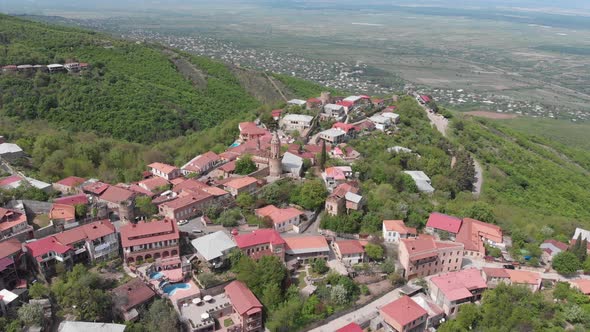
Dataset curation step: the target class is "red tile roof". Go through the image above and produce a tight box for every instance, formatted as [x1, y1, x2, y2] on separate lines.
[506, 270, 541, 286]
[570, 279, 590, 295]
[0, 208, 28, 232]
[55, 176, 86, 188]
[183, 151, 220, 173]
[148, 162, 179, 174]
[224, 281, 263, 316]
[234, 229, 285, 249]
[400, 236, 462, 262]
[239, 122, 268, 137]
[49, 204, 75, 221]
[335, 240, 365, 255]
[53, 194, 88, 206]
[332, 122, 360, 134]
[113, 278, 156, 312]
[543, 239, 569, 252]
[421, 95, 431, 103]
[456, 218, 502, 253]
[53, 219, 116, 246]
[336, 323, 363, 332]
[173, 178, 208, 193]
[337, 100, 354, 107]
[138, 177, 170, 192]
[482, 267, 510, 279]
[430, 269, 487, 301]
[0, 175, 22, 187]
[99, 185, 135, 204]
[383, 220, 417, 235]
[426, 212, 462, 234]
[25, 236, 73, 261]
[224, 177, 258, 190]
[0, 238, 22, 259]
[218, 160, 236, 173]
[255, 205, 303, 225]
[159, 190, 213, 210]
[82, 181, 110, 195]
[380, 296, 427, 328]
[119, 219, 179, 248]
[284, 236, 329, 253]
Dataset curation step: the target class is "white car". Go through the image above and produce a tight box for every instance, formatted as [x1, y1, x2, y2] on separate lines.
[177, 219, 189, 226]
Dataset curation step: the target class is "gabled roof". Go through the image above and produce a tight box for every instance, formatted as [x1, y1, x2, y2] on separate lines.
[570, 279, 590, 295]
[0, 175, 22, 187]
[138, 176, 170, 192]
[112, 278, 156, 312]
[173, 178, 208, 193]
[380, 295, 427, 328]
[182, 151, 220, 173]
[335, 240, 365, 255]
[225, 281, 263, 316]
[159, 190, 213, 210]
[383, 220, 417, 235]
[191, 231, 237, 261]
[573, 227, 590, 241]
[239, 122, 268, 136]
[99, 185, 135, 204]
[148, 162, 178, 174]
[482, 267, 510, 279]
[430, 269, 487, 301]
[400, 236, 463, 261]
[0, 208, 28, 232]
[541, 239, 569, 252]
[332, 122, 360, 133]
[53, 220, 116, 246]
[456, 218, 502, 253]
[255, 205, 303, 225]
[55, 176, 86, 188]
[426, 212, 462, 234]
[53, 194, 89, 206]
[284, 236, 329, 255]
[0, 238, 22, 259]
[49, 204, 75, 221]
[336, 323, 363, 332]
[25, 236, 73, 260]
[119, 219, 179, 248]
[506, 270, 541, 286]
[224, 177, 258, 190]
[82, 181, 110, 195]
[234, 229, 285, 248]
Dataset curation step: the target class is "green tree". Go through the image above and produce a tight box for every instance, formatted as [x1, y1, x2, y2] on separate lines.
[312, 258, 329, 274]
[141, 299, 180, 332]
[135, 196, 157, 217]
[330, 284, 348, 305]
[553, 251, 582, 275]
[236, 193, 255, 210]
[365, 243, 384, 261]
[461, 201, 496, 224]
[291, 179, 327, 210]
[320, 140, 327, 171]
[18, 303, 45, 327]
[235, 155, 257, 175]
[28, 283, 50, 299]
[261, 283, 283, 310]
[74, 204, 87, 219]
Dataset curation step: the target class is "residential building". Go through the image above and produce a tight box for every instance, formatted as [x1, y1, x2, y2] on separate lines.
[239, 122, 269, 141]
[325, 182, 360, 216]
[49, 203, 76, 226]
[190, 231, 237, 269]
[322, 166, 353, 191]
[283, 235, 330, 263]
[569, 279, 590, 295]
[255, 205, 303, 233]
[0, 289, 21, 317]
[53, 176, 86, 194]
[224, 281, 264, 332]
[336, 100, 354, 113]
[57, 321, 126, 332]
[158, 190, 214, 221]
[306, 98, 322, 110]
[399, 236, 464, 279]
[403, 171, 434, 194]
[0, 208, 33, 243]
[369, 114, 392, 131]
[383, 220, 417, 243]
[429, 269, 487, 316]
[456, 218, 503, 257]
[182, 151, 220, 176]
[336, 323, 363, 332]
[540, 239, 569, 263]
[138, 176, 170, 194]
[381, 112, 400, 124]
[345, 192, 364, 212]
[98, 185, 136, 209]
[0, 174, 51, 192]
[481, 267, 511, 288]
[410, 293, 445, 329]
[330, 144, 361, 162]
[280, 114, 314, 133]
[53, 193, 89, 206]
[424, 212, 462, 240]
[0, 239, 23, 290]
[0, 143, 25, 162]
[223, 177, 258, 197]
[287, 99, 307, 108]
[52, 219, 119, 264]
[332, 123, 359, 138]
[322, 104, 346, 121]
[148, 162, 181, 180]
[281, 152, 304, 178]
[25, 236, 74, 278]
[112, 278, 156, 321]
[318, 128, 347, 144]
[82, 180, 110, 197]
[120, 219, 180, 264]
[333, 240, 366, 266]
[234, 229, 285, 262]
[379, 295, 428, 332]
[505, 270, 542, 292]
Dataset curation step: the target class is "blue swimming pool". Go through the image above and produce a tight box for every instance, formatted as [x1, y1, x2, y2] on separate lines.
[149, 272, 164, 280]
[162, 283, 190, 296]
[229, 141, 241, 148]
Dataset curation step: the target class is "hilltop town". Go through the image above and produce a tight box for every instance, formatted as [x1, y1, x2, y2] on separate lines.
[1, 83, 590, 332]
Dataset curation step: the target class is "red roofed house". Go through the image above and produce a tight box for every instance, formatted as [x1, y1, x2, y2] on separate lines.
[336, 323, 363, 332]
[325, 182, 360, 216]
[332, 122, 360, 137]
[234, 229, 285, 262]
[82, 181, 110, 196]
[333, 240, 366, 266]
[24, 236, 74, 278]
[380, 295, 428, 332]
[113, 278, 156, 321]
[148, 162, 181, 181]
[383, 220, 417, 243]
[425, 212, 463, 240]
[429, 268, 487, 316]
[306, 98, 322, 110]
[223, 177, 259, 197]
[53, 193, 89, 206]
[138, 176, 170, 194]
[209, 160, 237, 179]
[239, 122, 269, 141]
[49, 203, 76, 226]
[52, 219, 119, 264]
[283, 235, 330, 264]
[0, 208, 33, 243]
[158, 190, 214, 221]
[271, 109, 283, 121]
[481, 267, 511, 288]
[418, 95, 431, 105]
[255, 205, 303, 233]
[569, 279, 590, 295]
[224, 281, 263, 332]
[540, 239, 569, 263]
[53, 176, 86, 194]
[399, 236, 464, 279]
[456, 218, 503, 258]
[119, 219, 179, 264]
[98, 185, 136, 209]
[0, 239, 24, 290]
[181, 151, 220, 176]
[505, 269, 542, 292]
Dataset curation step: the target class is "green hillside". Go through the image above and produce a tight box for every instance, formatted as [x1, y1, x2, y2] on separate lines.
[0, 14, 262, 143]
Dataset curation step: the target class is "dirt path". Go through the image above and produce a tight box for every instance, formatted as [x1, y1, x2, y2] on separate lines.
[162, 49, 207, 89]
[473, 158, 484, 197]
[263, 72, 288, 103]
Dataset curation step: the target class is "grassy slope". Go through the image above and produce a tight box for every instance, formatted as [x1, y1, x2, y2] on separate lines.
[496, 117, 590, 151]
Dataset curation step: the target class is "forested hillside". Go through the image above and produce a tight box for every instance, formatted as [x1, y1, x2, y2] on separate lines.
[0, 14, 262, 143]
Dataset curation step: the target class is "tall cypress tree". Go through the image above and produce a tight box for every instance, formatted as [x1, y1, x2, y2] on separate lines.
[320, 140, 327, 171]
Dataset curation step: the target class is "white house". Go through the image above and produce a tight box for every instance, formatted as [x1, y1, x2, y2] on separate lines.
[318, 128, 346, 144]
[381, 112, 400, 124]
[287, 99, 307, 108]
[333, 240, 366, 266]
[281, 152, 304, 178]
[383, 220, 417, 243]
[369, 114, 392, 131]
[322, 104, 346, 121]
[191, 231, 237, 269]
[404, 171, 435, 193]
[0, 143, 25, 162]
[281, 114, 314, 133]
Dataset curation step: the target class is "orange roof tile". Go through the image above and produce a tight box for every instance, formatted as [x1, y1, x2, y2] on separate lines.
[224, 177, 258, 190]
[383, 220, 417, 235]
[148, 162, 179, 174]
[49, 204, 75, 221]
[380, 296, 427, 328]
[570, 279, 590, 295]
[255, 205, 303, 225]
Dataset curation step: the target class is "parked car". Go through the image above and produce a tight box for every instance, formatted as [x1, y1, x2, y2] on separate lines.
[177, 219, 189, 226]
[503, 264, 515, 270]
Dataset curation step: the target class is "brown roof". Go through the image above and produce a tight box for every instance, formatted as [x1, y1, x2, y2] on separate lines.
[225, 281, 263, 316]
[173, 178, 208, 193]
[113, 278, 156, 312]
[456, 218, 502, 254]
[255, 205, 303, 225]
[224, 177, 258, 190]
[380, 296, 428, 328]
[53, 220, 116, 246]
[482, 267, 510, 279]
[570, 279, 590, 295]
[55, 176, 86, 188]
[119, 219, 179, 248]
[335, 240, 365, 255]
[49, 204, 75, 221]
[0, 238, 22, 259]
[383, 220, 417, 235]
[99, 185, 135, 204]
[138, 177, 170, 192]
[148, 162, 179, 174]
